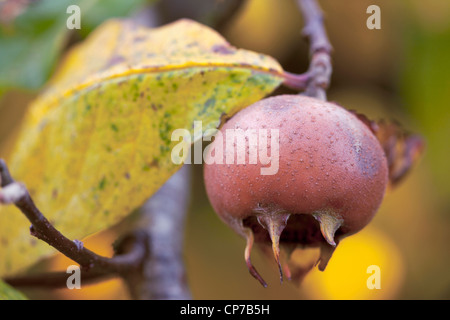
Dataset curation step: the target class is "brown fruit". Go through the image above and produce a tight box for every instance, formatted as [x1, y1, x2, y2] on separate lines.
[203, 94, 389, 286]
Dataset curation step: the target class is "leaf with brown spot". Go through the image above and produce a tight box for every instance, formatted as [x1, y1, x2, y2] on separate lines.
[0, 18, 293, 276]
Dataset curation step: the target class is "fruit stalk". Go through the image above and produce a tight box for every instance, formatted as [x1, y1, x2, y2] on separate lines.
[296, 0, 333, 100]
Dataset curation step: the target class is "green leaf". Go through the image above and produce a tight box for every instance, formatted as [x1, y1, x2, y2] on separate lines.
[0, 280, 27, 300]
[0, 0, 148, 91]
[0, 0, 69, 90]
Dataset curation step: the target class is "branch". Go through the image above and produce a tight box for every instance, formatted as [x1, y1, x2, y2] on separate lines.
[4, 269, 113, 289]
[295, 0, 333, 100]
[1, 160, 192, 298]
[0, 159, 149, 286]
[120, 165, 192, 300]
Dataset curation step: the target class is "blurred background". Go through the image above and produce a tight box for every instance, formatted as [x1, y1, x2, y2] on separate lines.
[0, 0, 449, 299]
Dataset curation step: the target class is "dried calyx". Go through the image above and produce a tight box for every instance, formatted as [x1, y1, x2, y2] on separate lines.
[241, 206, 343, 287]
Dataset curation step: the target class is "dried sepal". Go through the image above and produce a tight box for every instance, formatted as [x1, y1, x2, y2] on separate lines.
[375, 120, 425, 186]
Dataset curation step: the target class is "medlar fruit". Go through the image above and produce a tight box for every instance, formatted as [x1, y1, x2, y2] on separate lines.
[203, 94, 389, 287]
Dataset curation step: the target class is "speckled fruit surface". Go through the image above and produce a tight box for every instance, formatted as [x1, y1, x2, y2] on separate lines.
[203, 95, 389, 286]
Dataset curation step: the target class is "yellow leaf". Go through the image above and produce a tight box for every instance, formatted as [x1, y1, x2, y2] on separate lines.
[0, 19, 286, 276]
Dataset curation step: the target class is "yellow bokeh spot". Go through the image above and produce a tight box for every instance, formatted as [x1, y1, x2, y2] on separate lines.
[302, 227, 404, 300]
[50, 230, 129, 300]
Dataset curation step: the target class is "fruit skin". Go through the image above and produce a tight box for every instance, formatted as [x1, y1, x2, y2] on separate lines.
[203, 94, 389, 286]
